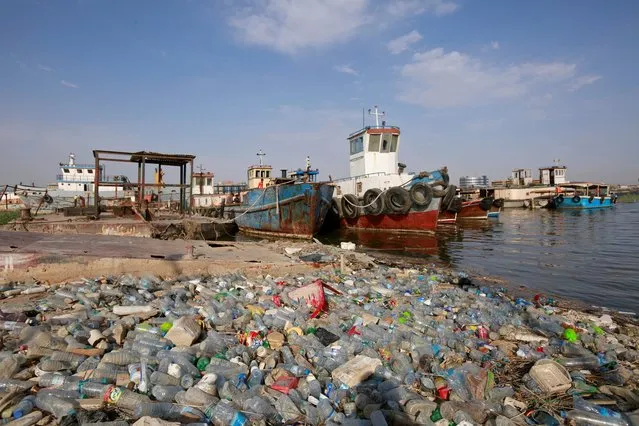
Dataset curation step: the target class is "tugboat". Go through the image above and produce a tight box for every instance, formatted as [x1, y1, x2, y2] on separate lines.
[233, 152, 334, 239]
[329, 106, 455, 232]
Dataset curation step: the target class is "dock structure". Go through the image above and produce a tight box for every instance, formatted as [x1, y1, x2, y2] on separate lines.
[92, 150, 196, 215]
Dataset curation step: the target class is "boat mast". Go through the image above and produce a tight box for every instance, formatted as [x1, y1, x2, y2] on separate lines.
[257, 149, 266, 166]
[368, 105, 385, 127]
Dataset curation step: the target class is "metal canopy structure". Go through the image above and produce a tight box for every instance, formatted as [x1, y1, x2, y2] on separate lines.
[92, 150, 195, 214]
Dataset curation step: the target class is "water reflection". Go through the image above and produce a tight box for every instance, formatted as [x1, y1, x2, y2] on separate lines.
[320, 204, 639, 312]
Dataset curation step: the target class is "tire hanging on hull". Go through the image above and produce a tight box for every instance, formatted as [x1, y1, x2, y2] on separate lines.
[363, 188, 385, 216]
[341, 194, 360, 219]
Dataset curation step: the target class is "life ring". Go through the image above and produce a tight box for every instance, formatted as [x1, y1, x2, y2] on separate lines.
[479, 197, 494, 211]
[341, 194, 360, 219]
[384, 187, 411, 214]
[43, 194, 53, 204]
[556, 195, 564, 204]
[409, 183, 433, 208]
[572, 195, 581, 203]
[493, 198, 504, 208]
[447, 197, 463, 213]
[363, 188, 385, 215]
[600, 196, 606, 204]
[589, 195, 595, 203]
[441, 184, 457, 211]
[429, 180, 449, 190]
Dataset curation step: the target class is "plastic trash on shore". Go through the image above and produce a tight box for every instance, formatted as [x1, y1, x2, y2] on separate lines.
[0, 259, 636, 425]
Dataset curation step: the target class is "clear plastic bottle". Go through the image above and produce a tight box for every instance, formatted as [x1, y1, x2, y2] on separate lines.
[565, 410, 630, 426]
[317, 398, 335, 422]
[204, 401, 248, 426]
[35, 393, 76, 418]
[134, 402, 207, 422]
[0, 379, 34, 393]
[101, 350, 139, 365]
[556, 356, 601, 370]
[175, 387, 218, 407]
[0, 321, 25, 331]
[573, 395, 625, 420]
[12, 395, 36, 419]
[247, 365, 263, 389]
[152, 385, 183, 402]
[150, 371, 180, 386]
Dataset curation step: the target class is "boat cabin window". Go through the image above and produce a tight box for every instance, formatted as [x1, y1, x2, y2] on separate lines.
[381, 135, 392, 153]
[87, 169, 93, 174]
[63, 168, 70, 173]
[77, 169, 83, 173]
[368, 134, 380, 152]
[349, 137, 364, 155]
[390, 134, 398, 152]
[266, 171, 270, 178]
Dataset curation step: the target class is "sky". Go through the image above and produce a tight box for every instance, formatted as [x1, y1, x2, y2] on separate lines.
[1, 0, 638, 186]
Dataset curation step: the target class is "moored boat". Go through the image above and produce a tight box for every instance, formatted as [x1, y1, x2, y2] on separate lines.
[548, 183, 617, 209]
[234, 159, 334, 239]
[330, 106, 452, 232]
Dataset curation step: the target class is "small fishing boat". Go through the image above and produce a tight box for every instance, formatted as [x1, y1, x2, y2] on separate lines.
[548, 183, 617, 209]
[439, 197, 495, 221]
[234, 159, 334, 239]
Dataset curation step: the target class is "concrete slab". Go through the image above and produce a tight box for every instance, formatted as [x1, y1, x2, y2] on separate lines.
[0, 231, 315, 282]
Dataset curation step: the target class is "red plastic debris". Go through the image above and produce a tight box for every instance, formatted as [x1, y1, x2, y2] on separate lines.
[347, 326, 361, 336]
[437, 387, 450, 400]
[270, 376, 299, 394]
[272, 295, 282, 307]
[287, 279, 342, 319]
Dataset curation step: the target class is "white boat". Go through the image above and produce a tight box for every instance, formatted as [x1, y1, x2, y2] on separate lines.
[8, 153, 132, 210]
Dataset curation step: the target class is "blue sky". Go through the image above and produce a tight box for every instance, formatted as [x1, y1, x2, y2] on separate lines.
[1, 0, 638, 186]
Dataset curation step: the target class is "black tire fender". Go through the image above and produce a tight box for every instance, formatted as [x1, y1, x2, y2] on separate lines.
[341, 194, 359, 219]
[572, 195, 581, 203]
[441, 184, 457, 211]
[479, 197, 494, 211]
[385, 187, 411, 214]
[556, 195, 564, 204]
[363, 189, 385, 215]
[409, 183, 433, 207]
[493, 198, 504, 208]
[447, 197, 463, 213]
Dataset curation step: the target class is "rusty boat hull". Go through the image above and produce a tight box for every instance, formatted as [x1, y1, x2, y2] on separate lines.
[235, 183, 334, 239]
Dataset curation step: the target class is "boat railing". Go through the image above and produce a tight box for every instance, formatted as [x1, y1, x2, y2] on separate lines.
[347, 125, 400, 138]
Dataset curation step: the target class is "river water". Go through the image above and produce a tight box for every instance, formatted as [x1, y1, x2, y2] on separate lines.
[322, 203, 639, 313]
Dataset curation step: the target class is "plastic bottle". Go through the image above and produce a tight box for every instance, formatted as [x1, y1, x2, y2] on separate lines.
[565, 410, 630, 426]
[556, 356, 601, 370]
[101, 351, 139, 365]
[247, 365, 263, 389]
[134, 402, 207, 422]
[35, 394, 76, 418]
[150, 371, 180, 386]
[0, 380, 34, 393]
[12, 396, 36, 419]
[317, 398, 335, 422]
[0, 321, 26, 331]
[175, 387, 218, 407]
[152, 385, 183, 402]
[573, 395, 625, 420]
[204, 401, 248, 426]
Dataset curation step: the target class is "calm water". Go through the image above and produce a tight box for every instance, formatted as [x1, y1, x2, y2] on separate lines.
[322, 203, 639, 312]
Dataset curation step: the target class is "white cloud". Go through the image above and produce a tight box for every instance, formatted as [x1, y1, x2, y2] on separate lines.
[334, 64, 359, 76]
[227, 0, 457, 55]
[569, 75, 602, 92]
[398, 48, 579, 108]
[385, 0, 459, 17]
[387, 30, 423, 54]
[60, 80, 79, 89]
[228, 0, 370, 55]
[490, 41, 500, 50]
[38, 64, 54, 72]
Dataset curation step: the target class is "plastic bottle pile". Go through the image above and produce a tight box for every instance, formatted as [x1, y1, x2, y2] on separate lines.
[0, 266, 638, 425]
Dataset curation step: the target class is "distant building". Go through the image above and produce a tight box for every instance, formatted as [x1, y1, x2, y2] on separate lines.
[459, 175, 489, 190]
[539, 166, 567, 186]
[512, 168, 533, 186]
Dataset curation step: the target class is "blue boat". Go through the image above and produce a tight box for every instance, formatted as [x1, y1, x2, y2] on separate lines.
[549, 183, 617, 209]
[234, 175, 334, 239]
